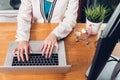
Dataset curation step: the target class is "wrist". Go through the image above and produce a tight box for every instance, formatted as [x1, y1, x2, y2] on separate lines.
[50, 33, 57, 40]
[17, 40, 28, 44]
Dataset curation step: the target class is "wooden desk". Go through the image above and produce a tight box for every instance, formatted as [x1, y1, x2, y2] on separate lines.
[0, 23, 97, 80]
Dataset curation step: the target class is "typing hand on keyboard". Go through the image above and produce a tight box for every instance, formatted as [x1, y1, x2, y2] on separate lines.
[40, 33, 59, 58]
[13, 41, 33, 62]
[13, 39, 59, 62]
[12, 53, 59, 66]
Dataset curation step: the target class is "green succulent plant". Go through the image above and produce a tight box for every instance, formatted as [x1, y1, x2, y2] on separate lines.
[85, 5, 109, 23]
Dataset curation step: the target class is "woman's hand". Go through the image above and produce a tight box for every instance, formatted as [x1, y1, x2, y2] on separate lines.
[13, 41, 32, 62]
[40, 33, 59, 58]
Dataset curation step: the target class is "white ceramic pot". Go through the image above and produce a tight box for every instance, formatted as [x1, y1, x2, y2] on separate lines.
[86, 19, 102, 35]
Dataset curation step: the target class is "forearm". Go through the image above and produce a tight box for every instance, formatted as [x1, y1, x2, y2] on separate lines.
[51, 0, 79, 40]
[16, 0, 32, 42]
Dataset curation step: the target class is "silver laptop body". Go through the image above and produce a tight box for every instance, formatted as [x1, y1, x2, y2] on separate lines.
[0, 40, 71, 74]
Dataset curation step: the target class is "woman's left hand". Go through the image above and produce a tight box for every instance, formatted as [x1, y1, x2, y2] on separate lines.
[40, 33, 59, 58]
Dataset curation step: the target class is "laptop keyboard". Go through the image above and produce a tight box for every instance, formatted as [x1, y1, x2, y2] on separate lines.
[12, 53, 59, 66]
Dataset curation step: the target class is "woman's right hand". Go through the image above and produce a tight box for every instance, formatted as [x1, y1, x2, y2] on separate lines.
[13, 41, 32, 62]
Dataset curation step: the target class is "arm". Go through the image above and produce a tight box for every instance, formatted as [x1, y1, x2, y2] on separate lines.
[14, 0, 32, 61]
[16, 0, 32, 42]
[40, 0, 79, 58]
[52, 0, 79, 40]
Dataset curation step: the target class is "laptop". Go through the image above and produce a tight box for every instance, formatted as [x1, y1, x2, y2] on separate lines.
[0, 40, 71, 74]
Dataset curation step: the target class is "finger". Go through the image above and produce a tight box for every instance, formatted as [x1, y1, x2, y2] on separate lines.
[48, 42, 54, 58]
[17, 50, 20, 62]
[41, 42, 48, 56]
[45, 48, 50, 58]
[45, 42, 52, 58]
[13, 48, 18, 56]
[20, 49, 24, 62]
[55, 43, 59, 52]
[29, 45, 33, 53]
[40, 42, 44, 51]
[25, 46, 29, 61]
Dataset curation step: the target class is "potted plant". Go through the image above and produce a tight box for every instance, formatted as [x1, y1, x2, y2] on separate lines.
[85, 5, 108, 35]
